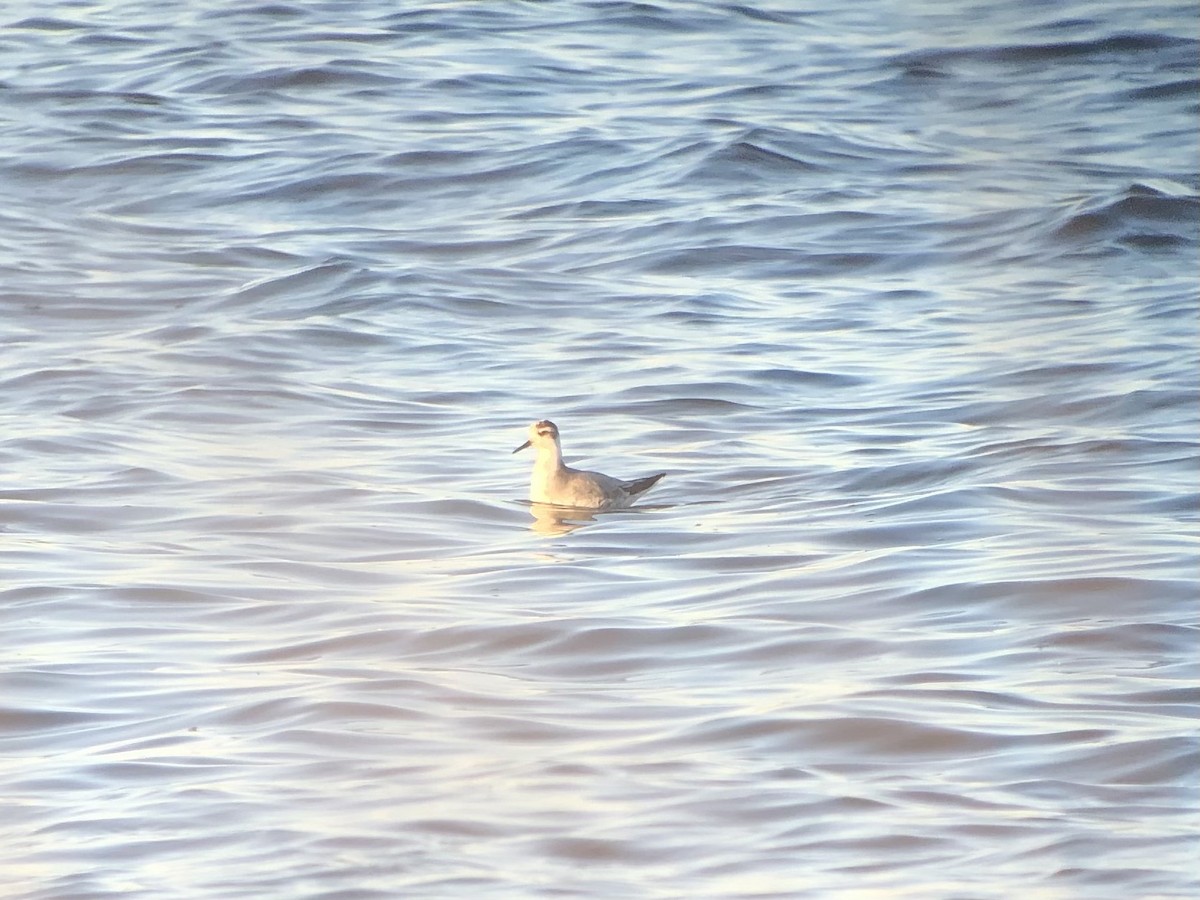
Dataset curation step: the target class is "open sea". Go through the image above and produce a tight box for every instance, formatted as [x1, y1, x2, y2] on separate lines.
[2, 1, 1198, 898]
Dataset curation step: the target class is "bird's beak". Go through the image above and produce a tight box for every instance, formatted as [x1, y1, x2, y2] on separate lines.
[513, 440, 531, 454]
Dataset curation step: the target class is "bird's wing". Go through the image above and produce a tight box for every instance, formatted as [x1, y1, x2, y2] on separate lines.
[621, 472, 666, 496]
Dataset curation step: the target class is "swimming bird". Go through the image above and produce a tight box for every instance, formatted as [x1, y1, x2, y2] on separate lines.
[513, 420, 665, 509]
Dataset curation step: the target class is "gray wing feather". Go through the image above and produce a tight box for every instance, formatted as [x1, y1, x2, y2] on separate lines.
[621, 472, 666, 496]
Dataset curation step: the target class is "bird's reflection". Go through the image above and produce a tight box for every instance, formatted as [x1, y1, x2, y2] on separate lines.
[528, 502, 597, 535]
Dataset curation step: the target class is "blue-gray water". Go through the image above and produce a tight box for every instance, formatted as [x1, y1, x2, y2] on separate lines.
[2, 2, 1198, 898]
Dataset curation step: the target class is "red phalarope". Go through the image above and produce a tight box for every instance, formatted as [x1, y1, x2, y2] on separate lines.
[513, 420, 665, 509]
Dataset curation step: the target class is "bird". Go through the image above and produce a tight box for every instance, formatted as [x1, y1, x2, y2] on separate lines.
[512, 420, 665, 510]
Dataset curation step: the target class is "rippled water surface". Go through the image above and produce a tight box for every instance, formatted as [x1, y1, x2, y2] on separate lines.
[2, 1, 1198, 897]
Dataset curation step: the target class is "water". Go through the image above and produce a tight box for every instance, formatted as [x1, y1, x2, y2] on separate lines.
[2, 1, 1197, 897]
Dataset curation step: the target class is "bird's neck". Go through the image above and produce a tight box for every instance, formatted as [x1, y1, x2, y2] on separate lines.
[534, 442, 564, 473]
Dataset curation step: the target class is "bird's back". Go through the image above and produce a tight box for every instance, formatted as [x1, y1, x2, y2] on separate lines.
[548, 465, 665, 509]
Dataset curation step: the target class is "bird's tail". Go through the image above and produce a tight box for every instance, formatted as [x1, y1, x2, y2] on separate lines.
[623, 472, 666, 496]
